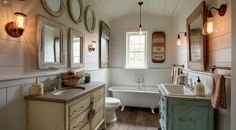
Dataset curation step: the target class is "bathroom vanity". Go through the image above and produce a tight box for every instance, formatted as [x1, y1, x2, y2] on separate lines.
[158, 84, 214, 130]
[25, 82, 105, 130]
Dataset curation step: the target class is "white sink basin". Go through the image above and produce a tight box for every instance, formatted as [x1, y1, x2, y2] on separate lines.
[53, 87, 85, 95]
[160, 84, 194, 96]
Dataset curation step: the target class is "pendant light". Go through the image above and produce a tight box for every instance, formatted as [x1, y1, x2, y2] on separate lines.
[138, 1, 143, 35]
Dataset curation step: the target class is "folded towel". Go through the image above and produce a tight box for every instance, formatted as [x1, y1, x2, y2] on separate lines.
[211, 74, 227, 109]
[171, 66, 179, 84]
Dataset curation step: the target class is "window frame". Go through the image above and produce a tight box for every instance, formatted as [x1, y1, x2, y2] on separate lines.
[125, 31, 148, 69]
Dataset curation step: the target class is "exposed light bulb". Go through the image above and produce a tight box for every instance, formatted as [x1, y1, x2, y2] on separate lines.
[138, 26, 143, 35]
[3, 0, 10, 5]
[177, 38, 181, 46]
[203, 17, 214, 35]
[14, 12, 27, 29]
[177, 34, 181, 46]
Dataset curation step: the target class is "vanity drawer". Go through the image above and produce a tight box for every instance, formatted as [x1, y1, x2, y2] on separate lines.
[69, 95, 91, 120]
[80, 123, 89, 130]
[69, 109, 90, 130]
[91, 109, 104, 129]
[92, 87, 105, 103]
[94, 98, 104, 113]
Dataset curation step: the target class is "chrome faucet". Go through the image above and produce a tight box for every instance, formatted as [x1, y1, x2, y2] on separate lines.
[135, 75, 145, 90]
[185, 78, 194, 91]
[184, 73, 194, 92]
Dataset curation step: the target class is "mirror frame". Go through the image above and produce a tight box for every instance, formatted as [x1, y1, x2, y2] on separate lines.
[186, 1, 207, 71]
[37, 15, 66, 69]
[41, 0, 65, 17]
[68, 0, 83, 23]
[68, 28, 84, 68]
[84, 5, 96, 33]
[99, 21, 110, 68]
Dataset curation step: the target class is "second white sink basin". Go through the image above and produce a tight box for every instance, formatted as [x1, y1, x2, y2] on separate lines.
[160, 84, 194, 96]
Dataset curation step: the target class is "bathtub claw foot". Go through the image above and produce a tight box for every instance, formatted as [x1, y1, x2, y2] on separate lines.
[151, 108, 155, 114]
[121, 106, 125, 111]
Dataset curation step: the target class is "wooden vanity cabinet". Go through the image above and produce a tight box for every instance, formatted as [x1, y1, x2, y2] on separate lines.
[159, 94, 214, 130]
[26, 86, 105, 130]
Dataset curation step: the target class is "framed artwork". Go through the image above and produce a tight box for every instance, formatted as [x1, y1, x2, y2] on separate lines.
[152, 32, 165, 63]
[99, 21, 110, 68]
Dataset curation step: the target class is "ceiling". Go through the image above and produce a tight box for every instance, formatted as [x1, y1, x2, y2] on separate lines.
[94, 0, 185, 21]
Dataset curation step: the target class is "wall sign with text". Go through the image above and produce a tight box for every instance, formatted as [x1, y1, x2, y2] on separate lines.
[152, 32, 165, 63]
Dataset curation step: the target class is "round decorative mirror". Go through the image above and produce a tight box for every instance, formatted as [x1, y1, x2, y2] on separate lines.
[68, 0, 83, 23]
[84, 6, 96, 33]
[41, 0, 65, 17]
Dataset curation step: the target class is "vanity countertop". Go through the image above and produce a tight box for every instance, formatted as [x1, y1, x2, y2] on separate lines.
[158, 84, 211, 100]
[25, 82, 106, 103]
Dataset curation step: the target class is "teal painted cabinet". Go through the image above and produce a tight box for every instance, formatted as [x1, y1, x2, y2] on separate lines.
[159, 94, 214, 130]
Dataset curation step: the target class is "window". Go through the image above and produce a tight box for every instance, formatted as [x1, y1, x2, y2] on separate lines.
[126, 32, 147, 68]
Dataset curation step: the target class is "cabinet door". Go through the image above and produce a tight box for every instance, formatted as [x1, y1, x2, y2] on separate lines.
[169, 103, 210, 130]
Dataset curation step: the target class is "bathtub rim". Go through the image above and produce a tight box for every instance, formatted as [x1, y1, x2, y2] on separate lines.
[108, 85, 160, 94]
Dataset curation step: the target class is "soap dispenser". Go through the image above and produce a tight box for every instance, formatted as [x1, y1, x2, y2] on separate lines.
[30, 77, 44, 96]
[195, 76, 205, 97]
[178, 70, 185, 85]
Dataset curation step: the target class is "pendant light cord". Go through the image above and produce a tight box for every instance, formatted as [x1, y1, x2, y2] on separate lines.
[140, 3, 141, 26]
[138, 2, 143, 27]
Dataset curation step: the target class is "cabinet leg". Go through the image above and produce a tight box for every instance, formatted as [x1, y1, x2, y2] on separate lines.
[151, 108, 155, 114]
[121, 106, 125, 111]
[101, 121, 106, 130]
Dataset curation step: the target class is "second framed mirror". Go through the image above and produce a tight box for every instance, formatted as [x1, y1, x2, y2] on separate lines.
[68, 28, 84, 68]
[84, 5, 96, 33]
[68, 0, 83, 23]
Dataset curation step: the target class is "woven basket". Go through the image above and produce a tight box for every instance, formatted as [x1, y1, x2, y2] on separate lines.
[62, 78, 81, 87]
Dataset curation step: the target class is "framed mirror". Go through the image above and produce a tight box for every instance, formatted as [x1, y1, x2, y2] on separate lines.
[84, 5, 96, 33]
[186, 1, 207, 71]
[41, 0, 65, 17]
[68, 0, 83, 23]
[68, 28, 84, 68]
[99, 21, 110, 68]
[37, 15, 66, 69]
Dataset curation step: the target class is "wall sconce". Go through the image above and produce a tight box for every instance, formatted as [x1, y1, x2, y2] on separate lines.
[202, 4, 227, 35]
[88, 41, 96, 52]
[177, 32, 187, 46]
[5, 12, 27, 38]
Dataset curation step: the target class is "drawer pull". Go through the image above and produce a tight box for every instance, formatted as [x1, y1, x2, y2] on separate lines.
[88, 108, 96, 120]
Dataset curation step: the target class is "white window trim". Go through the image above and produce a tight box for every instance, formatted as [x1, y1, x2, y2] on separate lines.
[125, 31, 148, 69]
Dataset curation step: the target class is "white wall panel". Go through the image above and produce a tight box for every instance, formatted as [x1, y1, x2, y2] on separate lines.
[0, 88, 6, 130]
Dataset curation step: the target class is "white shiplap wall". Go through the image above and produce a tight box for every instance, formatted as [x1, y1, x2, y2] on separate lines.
[110, 14, 174, 86]
[231, 0, 236, 129]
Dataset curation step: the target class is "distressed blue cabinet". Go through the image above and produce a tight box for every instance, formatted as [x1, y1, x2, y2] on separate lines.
[159, 94, 214, 130]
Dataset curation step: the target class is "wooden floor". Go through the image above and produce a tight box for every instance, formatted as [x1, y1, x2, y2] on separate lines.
[106, 107, 159, 130]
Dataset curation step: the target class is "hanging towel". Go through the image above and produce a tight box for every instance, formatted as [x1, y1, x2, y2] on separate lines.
[171, 66, 179, 85]
[211, 74, 227, 109]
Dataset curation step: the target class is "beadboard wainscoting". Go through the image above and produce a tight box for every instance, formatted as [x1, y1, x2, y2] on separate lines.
[110, 68, 171, 87]
[0, 69, 109, 130]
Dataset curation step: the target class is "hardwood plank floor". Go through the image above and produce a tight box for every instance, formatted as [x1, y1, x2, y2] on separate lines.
[106, 107, 159, 130]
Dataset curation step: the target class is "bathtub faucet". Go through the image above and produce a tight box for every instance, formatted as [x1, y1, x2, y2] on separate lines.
[135, 75, 145, 90]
